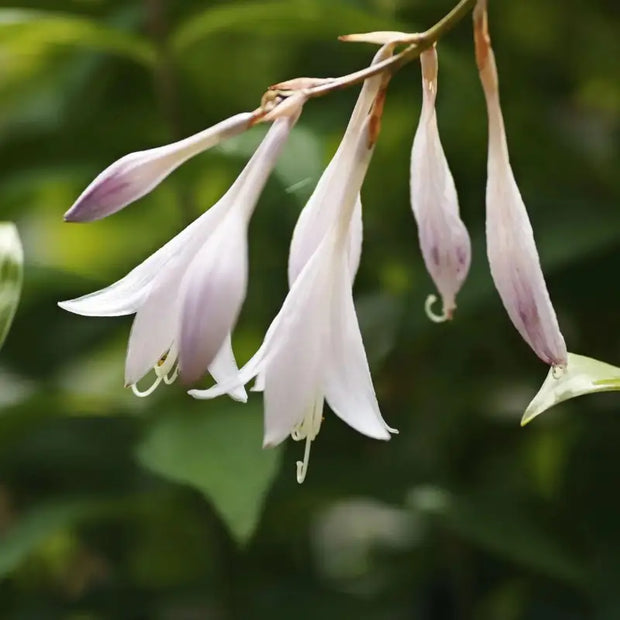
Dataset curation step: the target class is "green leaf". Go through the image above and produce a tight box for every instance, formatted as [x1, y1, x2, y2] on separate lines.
[136, 399, 282, 545]
[172, 1, 401, 54]
[409, 486, 586, 588]
[522, 353, 620, 426]
[0, 9, 155, 66]
[0, 499, 101, 578]
[0, 223, 23, 350]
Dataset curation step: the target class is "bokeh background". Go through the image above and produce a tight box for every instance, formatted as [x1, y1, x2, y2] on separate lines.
[0, 0, 619, 618]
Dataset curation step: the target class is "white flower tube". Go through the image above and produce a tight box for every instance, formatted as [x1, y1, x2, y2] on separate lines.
[60, 101, 304, 397]
[474, 1, 567, 369]
[288, 43, 395, 286]
[191, 116, 396, 484]
[65, 112, 254, 222]
[410, 47, 471, 322]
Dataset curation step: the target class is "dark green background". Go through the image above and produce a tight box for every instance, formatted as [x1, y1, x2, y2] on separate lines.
[0, 0, 618, 618]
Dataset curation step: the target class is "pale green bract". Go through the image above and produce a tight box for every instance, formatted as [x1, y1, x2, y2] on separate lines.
[0, 223, 23, 350]
[522, 353, 620, 426]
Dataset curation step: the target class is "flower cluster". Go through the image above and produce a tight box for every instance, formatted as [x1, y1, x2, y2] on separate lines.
[60, 1, 570, 482]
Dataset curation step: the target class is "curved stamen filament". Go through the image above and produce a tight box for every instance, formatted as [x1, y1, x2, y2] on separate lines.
[296, 437, 312, 484]
[291, 395, 324, 484]
[163, 364, 179, 384]
[130, 346, 179, 398]
[131, 376, 163, 398]
[425, 294, 450, 323]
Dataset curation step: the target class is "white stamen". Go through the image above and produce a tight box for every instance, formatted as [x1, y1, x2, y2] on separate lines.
[163, 364, 179, 384]
[131, 375, 163, 398]
[424, 294, 449, 323]
[291, 395, 324, 484]
[130, 346, 180, 397]
[296, 437, 312, 484]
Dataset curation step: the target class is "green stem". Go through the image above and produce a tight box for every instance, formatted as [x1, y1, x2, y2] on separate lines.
[281, 0, 477, 101]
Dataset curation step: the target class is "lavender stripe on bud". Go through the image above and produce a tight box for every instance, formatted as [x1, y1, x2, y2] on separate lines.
[64, 112, 254, 222]
[410, 47, 471, 322]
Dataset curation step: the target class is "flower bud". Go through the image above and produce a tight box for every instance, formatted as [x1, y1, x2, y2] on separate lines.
[474, 1, 567, 368]
[410, 47, 471, 322]
[64, 112, 253, 222]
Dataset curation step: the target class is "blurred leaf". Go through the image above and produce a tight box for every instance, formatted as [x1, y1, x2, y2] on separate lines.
[172, 0, 401, 54]
[0, 499, 101, 578]
[0, 9, 155, 66]
[522, 353, 620, 425]
[409, 486, 586, 588]
[0, 223, 23, 350]
[136, 399, 281, 545]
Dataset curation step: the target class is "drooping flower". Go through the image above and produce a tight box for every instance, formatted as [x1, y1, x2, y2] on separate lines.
[474, 0, 567, 370]
[191, 114, 396, 483]
[64, 112, 256, 222]
[59, 103, 303, 396]
[410, 47, 471, 322]
[287, 43, 394, 287]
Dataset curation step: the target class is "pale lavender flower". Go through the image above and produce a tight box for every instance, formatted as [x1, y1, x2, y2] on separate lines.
[191, 115, 396, 483]
[59, 106, 303, 396]
[410, 47, 471, 322]
[475, 2, 567, 369]
[65, 113, 254, 222]
[287, 44, 393, 287]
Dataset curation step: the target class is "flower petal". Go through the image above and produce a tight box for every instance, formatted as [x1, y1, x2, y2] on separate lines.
[262, 247, 334, 447]
[188, 229, 337, 402]
[177, 214, 249, 385]
[475, 9, 566, 367]
[410, 48, 470, 319]
[64, 112, 253, 222]
[323, 255, 393, 440]
[208, 334, 248, 403]
[58, 202, 228, 317]
[123, 259, 185, 385]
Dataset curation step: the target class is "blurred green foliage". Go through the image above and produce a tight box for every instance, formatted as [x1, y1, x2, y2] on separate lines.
[0, 0, 618, 618]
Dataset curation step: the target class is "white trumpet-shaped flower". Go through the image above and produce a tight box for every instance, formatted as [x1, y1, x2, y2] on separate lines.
[65, 112, 255, 222]
[410, 47, 471, 322]
[474, 2, 567, 369]
[60, 108, 302, 396]
[288, 43, 393, 286]
[191, 116, 396, 483]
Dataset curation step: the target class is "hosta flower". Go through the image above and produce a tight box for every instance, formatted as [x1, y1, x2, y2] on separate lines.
[65, 112, 255, 222]
[287, 43, 393, 287]
[192, 114, 396, 483]
[410, 47, 471, 322]
[60, 106, 303, 396]
[474, 1, 567, 369]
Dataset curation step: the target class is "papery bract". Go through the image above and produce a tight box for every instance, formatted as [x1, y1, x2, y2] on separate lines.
[65, 112, 254, 222]
[474, 1, 567, 368]
[410, 47, 471, 322]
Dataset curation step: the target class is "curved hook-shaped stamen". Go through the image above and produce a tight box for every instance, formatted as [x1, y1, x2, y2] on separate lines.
[424, 294, 449, 323]
[296, 437, 312, 484]
[163, 365, 179, 385]
[131, 375, 163, 398]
